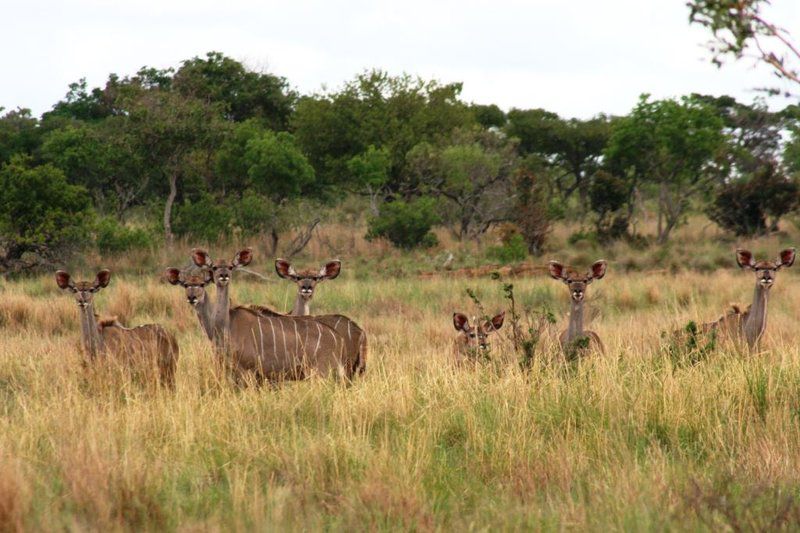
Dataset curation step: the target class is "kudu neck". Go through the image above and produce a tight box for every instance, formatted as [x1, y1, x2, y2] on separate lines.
[292, 293, 310, 316]
[79, 303, 103, 358]
[213, 282, 232, 346]
[743, 282, 770, 346]
[566, 299, 585, 343]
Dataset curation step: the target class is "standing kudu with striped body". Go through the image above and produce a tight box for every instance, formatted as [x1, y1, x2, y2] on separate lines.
[548, 259, 608, 356]
[56, 269, 179, 388]
[702, 248, 796, 349]
[188, 249, 366, 378]
[167, 252, 350, 382]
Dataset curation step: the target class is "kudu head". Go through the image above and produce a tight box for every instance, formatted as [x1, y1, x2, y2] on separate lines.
[165, 267, 212, 307]
[56, 270, 111, 308]
[275, 259, 341, 304]
[736, 248, 796, 290]
[190, 248, 253, 287]
[453, 312, 505, 351]
[548, 260, 607, 303]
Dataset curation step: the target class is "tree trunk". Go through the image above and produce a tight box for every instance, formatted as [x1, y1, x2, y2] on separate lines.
[267, 228, 279, 256]
[163, 173, 178, 244]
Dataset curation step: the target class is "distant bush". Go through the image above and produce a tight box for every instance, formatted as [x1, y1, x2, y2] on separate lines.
[707, 163, 800, 236]
[589, 170, 630, 242]
[95, 217, 153, 253]
[488, 226, 528, 263]
[367, 197, 440, 249]
[229, 191, 279, 237]
[514, 170, 551, 255]
[173, 196, 232, 242]
[0, 155, 94, 270]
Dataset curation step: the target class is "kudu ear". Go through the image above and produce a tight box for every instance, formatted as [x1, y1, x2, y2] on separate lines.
[736, 249, 755, 269]
[191, 248, 212, 268]
[484, 311, 505, 332]
[778, 248, 796, 269]
[95, 269, 111, 288]
[275, 259, 298, 280]
[548, 261, 566, 281]
[233, 247, 253, 268]
[55, 270, 74, 290]
[453, 313, 470, 332]
[319, 260, 341, 280]
[165, 268, 183, 286]
[589, 260, 607, 281]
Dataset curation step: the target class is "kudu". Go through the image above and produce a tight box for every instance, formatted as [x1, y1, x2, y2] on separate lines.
[192, 249, 366, 378]
[702, 248, 796, 349]
[452, 312, 505, 364]
[167, 251, 352, 382]
[548, 259, 608, 356]
[274, 259, 341, 316]
[56, 269, 179, 388]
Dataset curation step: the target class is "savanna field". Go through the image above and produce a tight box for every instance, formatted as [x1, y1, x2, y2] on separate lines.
[2, 221, 800, 531]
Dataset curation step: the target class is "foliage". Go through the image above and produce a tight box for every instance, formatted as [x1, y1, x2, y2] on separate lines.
[664, 321, 717, 369]
[244, 130, 316, 200]
[94, 217, 153, 253]
[0, 108, 40, 166]
[0, 156, 94, 269]
[605, 95, 725, 243]
[172, 51, 295, 128]
[407, 128, 518, 240]
[292, 70, 475, 194]
[688, 0, 800, 89]
[513, 170, 551, 255]
[172, 195, 233, 242]
[707, 163, 800, 235]
[589, 170, 633, 241]
[487, 229, 528, 264]
[366, 197, 440, 249]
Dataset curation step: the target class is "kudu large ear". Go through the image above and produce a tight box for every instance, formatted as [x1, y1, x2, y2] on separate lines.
[589, 260, 607, 281]
[95, 269, 111, 288]
[165, 268, 183, 286]
[55, 270, 74, 290]
[548, 261, 566, 282]
[319, 260, 341, 281]
[275, 259, 298, 280]
[484, 311, 505, 332]
[191, 248, 212, 268]
[736, 249, 755, 269]
[233, 248, 253, 268]
[453, 313, 470, 332]
[778, 248, 796, 269]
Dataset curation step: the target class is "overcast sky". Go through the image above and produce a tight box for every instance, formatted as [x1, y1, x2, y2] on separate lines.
[3, 0, 799, 119]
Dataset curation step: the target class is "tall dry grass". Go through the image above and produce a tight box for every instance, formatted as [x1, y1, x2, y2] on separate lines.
[0, 259, 799, 530]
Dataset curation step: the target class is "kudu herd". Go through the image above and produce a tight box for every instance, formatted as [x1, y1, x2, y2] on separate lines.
[56, 246, 795, 387]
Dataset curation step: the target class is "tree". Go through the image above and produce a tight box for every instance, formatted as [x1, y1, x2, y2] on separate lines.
[689, 0, 800, 90]
[0, 156, 93, 271]
[291, 70, 475, 196]
[173, 51, 295, 129]
[708, 162, 800, 235]
[604, 95, 726, 243]
[406, 128, 518, 240]
[506, 109, 612, 207]
[0, 108, 40, 166]
[120, 85, 226, 243]
[366, 197, 440, 249]
[470, 103, 506, 129]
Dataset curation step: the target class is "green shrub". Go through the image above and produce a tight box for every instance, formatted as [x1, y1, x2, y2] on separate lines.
[173, 196, 232, 242]
[366, 197, 440, 249]
[488, 233, 527, 263]
[229, 191, 279, 237]
[95, 217, 153, 253]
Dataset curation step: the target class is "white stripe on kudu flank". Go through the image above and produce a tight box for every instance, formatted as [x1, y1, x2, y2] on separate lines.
[313, 323, 322, 358]
[279, 320, 287, 356]
[257, 316, 264, 356]
[267, 317, 277, 356]
[347, 320, 352, 341]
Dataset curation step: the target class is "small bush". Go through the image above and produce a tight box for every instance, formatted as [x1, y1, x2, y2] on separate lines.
[707, 163, 800, 236]
[366, 197, 440, 249]
[514, 170, 551, 255]
[488, 229, 527, 263]
[95, 217, 153, 253]
[173, 196, 232, 242]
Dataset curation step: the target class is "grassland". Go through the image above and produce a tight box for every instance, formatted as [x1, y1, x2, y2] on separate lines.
[2, 222, 800, 531]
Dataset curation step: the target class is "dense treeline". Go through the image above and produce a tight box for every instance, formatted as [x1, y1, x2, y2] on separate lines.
[2, 51, 800, 271]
